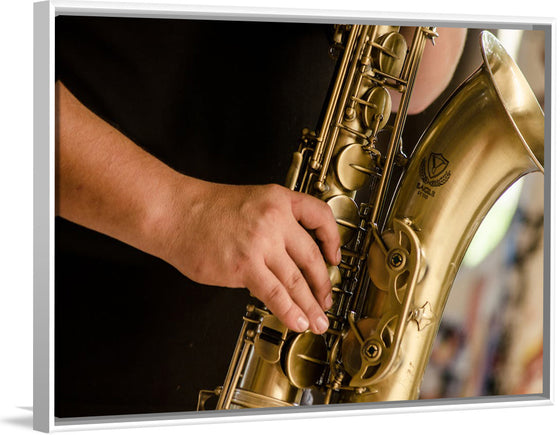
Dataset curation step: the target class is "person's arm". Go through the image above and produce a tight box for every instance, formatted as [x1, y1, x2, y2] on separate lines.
[56, 81, 341, 335]
[396, 27, 468, 114]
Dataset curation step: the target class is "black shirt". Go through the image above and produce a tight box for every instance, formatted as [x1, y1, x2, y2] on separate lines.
[55, 15, 335, 417]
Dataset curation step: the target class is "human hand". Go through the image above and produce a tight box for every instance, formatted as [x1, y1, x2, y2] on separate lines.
[161, 180, 341, 335]
[55, 81, 340, 334]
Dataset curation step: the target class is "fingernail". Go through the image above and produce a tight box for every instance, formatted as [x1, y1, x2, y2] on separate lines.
[323, 293, 332, 310]
[297, 316, 309, 332]
[336, 248, 342, 264]
[315, 315, 329, 334]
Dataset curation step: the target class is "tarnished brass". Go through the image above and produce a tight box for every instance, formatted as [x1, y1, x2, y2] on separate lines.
[375, 31, 408, 76]
[199, 28, 544, 410]
[284, 331, 328, 389]
[361, 86, 392, 130]
[254, 315, 289, 364]
[326, 195, 361, 245]
[336, 143, 379, 191]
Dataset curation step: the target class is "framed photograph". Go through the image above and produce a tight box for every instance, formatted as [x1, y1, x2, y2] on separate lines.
[32, 0, 554, 432]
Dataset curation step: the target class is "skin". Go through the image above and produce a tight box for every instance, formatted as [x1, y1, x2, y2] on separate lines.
[55, 26, 466, 335]
[398, 27, 468, 114]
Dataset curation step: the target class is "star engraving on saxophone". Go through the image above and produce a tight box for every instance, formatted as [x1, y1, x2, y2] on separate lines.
[410, 301, 435, 331]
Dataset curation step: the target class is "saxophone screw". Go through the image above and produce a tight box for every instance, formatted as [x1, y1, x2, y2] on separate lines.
[391, 253, 403, 267]
[362, 339, 382, 362]
[388, 249, 406, 270]
[365, 344, 379, 359]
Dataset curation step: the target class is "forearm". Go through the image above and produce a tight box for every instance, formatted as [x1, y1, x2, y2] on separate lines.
[397, 27, 467, 114]
[55, 80, 192, 261]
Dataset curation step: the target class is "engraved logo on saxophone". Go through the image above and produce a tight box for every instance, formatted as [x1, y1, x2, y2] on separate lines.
[417, 152, 451, 199]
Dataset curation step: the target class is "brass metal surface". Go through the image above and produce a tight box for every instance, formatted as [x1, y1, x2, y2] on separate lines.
[284, 331, 329, 389]
[327, 194, 361, 245]
[336, 143, 379, 191]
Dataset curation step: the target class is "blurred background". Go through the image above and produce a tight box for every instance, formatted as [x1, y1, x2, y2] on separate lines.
[413, 27, 546, 399]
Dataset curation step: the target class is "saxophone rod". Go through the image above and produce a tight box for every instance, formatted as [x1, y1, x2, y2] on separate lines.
[316, 25, 371, 191]
[347, 26, 377, 113]
[348, 27, 434, 317]
[369, 27, 435, 227]
[310, 24, 362, 171]
[216, 318, 252, 409]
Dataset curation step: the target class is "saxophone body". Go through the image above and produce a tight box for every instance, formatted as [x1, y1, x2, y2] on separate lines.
[198, 25, 544, 409]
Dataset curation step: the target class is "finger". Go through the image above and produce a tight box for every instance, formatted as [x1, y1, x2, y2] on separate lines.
[266, 251, 330, 335]
[290, 191, 341, 266]
[285, 224, 333, 311]
[244, 262, 309, 333]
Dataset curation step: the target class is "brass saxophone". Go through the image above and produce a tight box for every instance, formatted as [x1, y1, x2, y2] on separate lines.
[198, 25, 544, 409]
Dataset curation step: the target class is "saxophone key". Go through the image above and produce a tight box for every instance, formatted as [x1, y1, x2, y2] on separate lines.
[283, 331, 329, 389]
[336, 143, 379, 191]
[326, 195, 361, 245]
[360, 86, 392, 130]
[373, 31, 408, 77]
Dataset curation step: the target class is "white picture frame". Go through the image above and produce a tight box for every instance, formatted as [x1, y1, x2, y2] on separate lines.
[27, 0, 556, 433]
